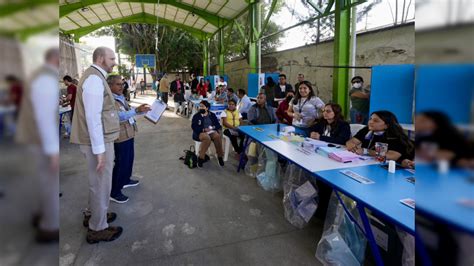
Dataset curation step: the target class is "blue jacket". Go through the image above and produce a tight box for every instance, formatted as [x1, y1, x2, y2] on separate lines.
[247, 103, 276, 125]
[191, 111, 222, 141]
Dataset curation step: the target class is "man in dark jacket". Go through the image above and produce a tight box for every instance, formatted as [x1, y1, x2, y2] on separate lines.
[276, 74, 293, 99]
[190, 73, 199, 94]
[191, 100, 225, 167]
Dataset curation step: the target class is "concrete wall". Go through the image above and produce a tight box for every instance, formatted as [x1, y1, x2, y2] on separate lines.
[223, 23, 415, 103]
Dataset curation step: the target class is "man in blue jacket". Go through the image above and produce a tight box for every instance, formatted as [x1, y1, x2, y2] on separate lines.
[191, 100, 225, 167]
[248, 93, 276, 125]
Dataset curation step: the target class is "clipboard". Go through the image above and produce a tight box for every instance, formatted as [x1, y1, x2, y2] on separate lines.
[145, 99, 167, 124]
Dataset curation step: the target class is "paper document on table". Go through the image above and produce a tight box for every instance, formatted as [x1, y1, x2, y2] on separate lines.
[145, 99, 167, 124]
[304, 138, 329, 147]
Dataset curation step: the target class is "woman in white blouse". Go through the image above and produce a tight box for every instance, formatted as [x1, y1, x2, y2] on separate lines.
[287, 80, 325, 136]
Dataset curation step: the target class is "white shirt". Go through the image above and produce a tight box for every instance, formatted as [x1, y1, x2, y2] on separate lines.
[237, 94, 252, 114]
[82, 64, 108, 154]
[31, 64, 59, 155]
[279, 84, 286, 93]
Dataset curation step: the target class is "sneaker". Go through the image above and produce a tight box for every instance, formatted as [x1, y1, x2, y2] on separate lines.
[197, 157, 204, 168]
[86, 226, 123, 244]
[36, 228, 59, 243]
[218, 157, 225, 167]
[110, 194, 129, 203]
[83, 212, 117, 228]
[123, 179, 140, 188]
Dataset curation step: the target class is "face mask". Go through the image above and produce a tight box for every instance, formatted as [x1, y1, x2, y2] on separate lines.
[353, 82, 362, 89]
[199, 109, 206, 114]
[286, 96, 293, 102]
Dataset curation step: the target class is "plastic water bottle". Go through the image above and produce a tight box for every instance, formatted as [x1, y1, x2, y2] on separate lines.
[276, 123, 280, 135]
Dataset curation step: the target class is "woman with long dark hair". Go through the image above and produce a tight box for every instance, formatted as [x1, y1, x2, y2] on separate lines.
[346, 110, 414, 161]
[309, 103, 351, 145]
[196, 78, 208, 98]
[287, 81, 325, 136]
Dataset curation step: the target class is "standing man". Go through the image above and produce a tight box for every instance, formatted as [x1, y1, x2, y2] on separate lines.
[276, 74, 293, 99]
[349, 76, 370, 124]
[139, 79, 146, 95]
[236, 89, 252, 120]
[294, 73, 305, 90]
[107, 75, 150, 203]
[159, 73, 170, 109]
[70, 47, 123, 244]
[190, 73, 199, 94]
[15, 48, 60, 242]
[63, 75, 77, 120]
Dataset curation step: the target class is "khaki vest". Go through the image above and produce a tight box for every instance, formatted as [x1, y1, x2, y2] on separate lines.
[70, 66, 119, 145]
[223, 109, 240, 129]
[114, 98, 137, 143]
[15, 65, 59, 146]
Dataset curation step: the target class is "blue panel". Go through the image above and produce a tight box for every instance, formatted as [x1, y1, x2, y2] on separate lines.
[415, 64, 474, 124]
[135, 54, 156, 67]
[369, 65, 415, 124]
[247, 73, 259, 98]
[265, 73, 280, 86]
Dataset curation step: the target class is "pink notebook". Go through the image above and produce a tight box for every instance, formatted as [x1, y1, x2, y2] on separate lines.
[328, 150, 360, 163]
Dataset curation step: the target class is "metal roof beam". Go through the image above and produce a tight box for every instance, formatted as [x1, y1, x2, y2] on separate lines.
[63, 12, 211, 40]
[0, 0, 55, 17]
[60, 0, 229, 27]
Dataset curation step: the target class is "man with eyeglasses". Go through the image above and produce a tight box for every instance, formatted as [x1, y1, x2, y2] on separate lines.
[107, 75, 150, 204]
[349, 75, 370, 124]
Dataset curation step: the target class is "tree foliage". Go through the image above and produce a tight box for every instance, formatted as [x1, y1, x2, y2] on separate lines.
[93, 24, 203, 74]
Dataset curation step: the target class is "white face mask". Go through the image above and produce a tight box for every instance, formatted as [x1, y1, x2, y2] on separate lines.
[353, 82, 362, 89]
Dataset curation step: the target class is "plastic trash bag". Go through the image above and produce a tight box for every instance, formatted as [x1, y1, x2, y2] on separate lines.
[396, 228, 415, 266]
[282, 164, 319, 228]
[244, 141, 264, 178]
[256, 148, 282, 192]
[316, 192, 367, 266]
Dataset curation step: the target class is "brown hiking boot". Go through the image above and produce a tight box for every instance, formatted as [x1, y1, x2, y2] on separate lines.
[86, 226, 123, 244]
[36, 229, 59, 243]
[83, 212, 117, 227]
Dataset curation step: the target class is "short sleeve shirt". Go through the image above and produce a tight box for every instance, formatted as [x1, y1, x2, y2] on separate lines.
[290, 96, 325, 127]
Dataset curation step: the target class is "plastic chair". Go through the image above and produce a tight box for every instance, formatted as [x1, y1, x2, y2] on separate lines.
[222, 134, 231, 162]
[349, 124, 366, 137]
[194, 141, 213, 157]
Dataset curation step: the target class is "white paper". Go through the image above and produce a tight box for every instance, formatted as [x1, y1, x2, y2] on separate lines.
[145, 100, 167, 123]
[339, 170, 375, 184]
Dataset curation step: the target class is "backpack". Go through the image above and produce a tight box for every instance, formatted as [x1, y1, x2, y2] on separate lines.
[179, 145, 197, 168]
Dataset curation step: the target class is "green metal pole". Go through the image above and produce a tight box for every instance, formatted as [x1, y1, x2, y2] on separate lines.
[248, 0, 261, 74]
[218, 28, 225, 76]
[203, 38, 209, 76]
[332, 0, 351, 118]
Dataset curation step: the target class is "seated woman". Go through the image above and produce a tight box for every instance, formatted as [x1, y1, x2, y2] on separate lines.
[309, 103, 351, 145]
[221, 99, 245, 154]
[191, 101, 225, 167]
[287, 81, 325, 136]
[415, 111, 470, 166]
[346, 110, 413, 162]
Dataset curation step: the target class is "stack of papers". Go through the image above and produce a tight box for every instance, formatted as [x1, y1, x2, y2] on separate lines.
[316, 146, 340, 157]
[328, 150, 360, 163]
[304, 138, 329, 147]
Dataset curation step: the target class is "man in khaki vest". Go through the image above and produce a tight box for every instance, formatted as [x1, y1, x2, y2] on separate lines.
[15, 48, 60, 243]
[106, 75, 150, 203]
[70, 47, 122, 244]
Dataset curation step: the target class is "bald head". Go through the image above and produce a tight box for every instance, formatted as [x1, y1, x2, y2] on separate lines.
[44, 47, 59, 68]
[92, 47, 116, 73]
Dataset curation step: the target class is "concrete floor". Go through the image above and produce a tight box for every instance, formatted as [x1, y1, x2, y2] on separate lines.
[59, 93, 325, 265]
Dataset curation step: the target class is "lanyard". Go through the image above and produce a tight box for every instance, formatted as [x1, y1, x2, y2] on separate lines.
[298, 97, 309, 112]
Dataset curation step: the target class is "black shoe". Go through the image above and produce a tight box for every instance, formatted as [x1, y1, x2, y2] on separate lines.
[197, 157, 204, 168]
[123, 179, 139, 188]
[218, 157, 225, 167]
[86, 226, 123, 244]
[204, 154, 210, 162]
[110, 193, 129, 203]
[36, 229, 59, 243]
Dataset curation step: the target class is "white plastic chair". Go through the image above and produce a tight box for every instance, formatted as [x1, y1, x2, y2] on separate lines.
[222, 134, 231, 162]
[350, 124, 366, 137]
